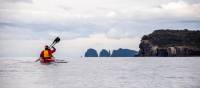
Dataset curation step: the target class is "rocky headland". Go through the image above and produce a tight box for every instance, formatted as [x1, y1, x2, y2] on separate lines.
[138, 29, 200, 57]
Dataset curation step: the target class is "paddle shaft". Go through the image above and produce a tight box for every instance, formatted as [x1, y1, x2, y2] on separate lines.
[50, 42, 56, 47]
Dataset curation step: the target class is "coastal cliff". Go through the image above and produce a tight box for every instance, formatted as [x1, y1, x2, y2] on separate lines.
[138, 29, 200, 56]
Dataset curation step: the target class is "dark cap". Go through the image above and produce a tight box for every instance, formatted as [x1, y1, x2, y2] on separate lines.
[45, 45, 50, 50]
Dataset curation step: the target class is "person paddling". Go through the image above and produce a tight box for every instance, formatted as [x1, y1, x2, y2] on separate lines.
[35, 37, 60, 63]
[35, 45, 56, 63]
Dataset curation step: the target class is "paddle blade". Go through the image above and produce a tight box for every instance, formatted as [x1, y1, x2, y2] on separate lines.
[50, 37, 60, 47]
[54, 37, 60, 43]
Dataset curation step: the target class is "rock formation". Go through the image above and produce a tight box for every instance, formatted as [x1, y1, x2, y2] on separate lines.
[111, 48, 138, 57]
[84, 48, 98, 57]
[99, 49, 111, 57]
[138, 29, 200, 56]
[85, 48, 138, 57]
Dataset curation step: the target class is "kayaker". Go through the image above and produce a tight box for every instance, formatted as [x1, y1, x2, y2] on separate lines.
[35, 45, 56, 63]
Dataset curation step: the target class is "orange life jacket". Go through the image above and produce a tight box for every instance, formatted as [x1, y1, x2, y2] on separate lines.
[43, 50, 51, 58]
[40, 49, 55, 63]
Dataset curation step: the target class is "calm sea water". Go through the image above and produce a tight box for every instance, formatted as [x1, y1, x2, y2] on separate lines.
[0, 57, 200, 88]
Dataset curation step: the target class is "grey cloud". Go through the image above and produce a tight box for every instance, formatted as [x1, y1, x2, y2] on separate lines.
[0, 20, 107, 40]
[0, 0, 200, 40]
[1, 14, 199, 40]
[183, 0, 200, 4]
[0, 0, 33, 3]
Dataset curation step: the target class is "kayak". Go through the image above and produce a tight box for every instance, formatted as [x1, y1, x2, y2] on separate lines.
[40, 59, 67, 64]
[55, 59, 68, 63]
[40, 59, 55, 63]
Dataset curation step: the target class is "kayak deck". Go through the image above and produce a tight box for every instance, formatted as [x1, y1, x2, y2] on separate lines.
[55, 59, 67, 63]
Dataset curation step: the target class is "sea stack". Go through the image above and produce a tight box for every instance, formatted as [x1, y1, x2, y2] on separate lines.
[111, 48, 138, 57]
[99, 49, 111, 57]
[84, 48, 98, 57]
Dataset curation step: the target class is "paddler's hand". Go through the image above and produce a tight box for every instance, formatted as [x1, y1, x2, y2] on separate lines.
[52, 46, 55, 49]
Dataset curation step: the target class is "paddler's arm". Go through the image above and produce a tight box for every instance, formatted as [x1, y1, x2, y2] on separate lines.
[35, 51, 43, 62]
[51, 46, 56, 53]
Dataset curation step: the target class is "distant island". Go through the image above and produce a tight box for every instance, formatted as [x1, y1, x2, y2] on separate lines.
[138, 29, 200, 57]
[84, 48, 138, 57]
[111, 48, 138, 57]
[84, 48, 98, 57]
[99, 49, 111, 57]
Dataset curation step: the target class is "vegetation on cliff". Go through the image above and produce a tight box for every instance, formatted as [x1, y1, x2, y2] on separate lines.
[142, 29, 200, 48]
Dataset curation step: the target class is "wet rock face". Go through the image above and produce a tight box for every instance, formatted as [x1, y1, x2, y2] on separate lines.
[167, 47, 176, 56]
[138, 29, 200, 57]
[85, 48, 98, 57]
[139, 40, 152, 56]
[157, 48, 168, 57]
[138, 40, 158, 56]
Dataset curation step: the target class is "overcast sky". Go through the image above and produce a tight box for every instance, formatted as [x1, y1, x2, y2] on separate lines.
[0, 0, 200, 58]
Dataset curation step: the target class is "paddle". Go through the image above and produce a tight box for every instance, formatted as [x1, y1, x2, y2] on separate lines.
[50, 37, 60, 47]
